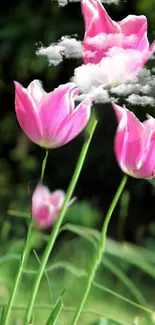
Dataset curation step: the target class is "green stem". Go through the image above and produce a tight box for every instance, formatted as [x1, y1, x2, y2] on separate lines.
[2, 221, 33, 325]
[71, 175, 128, 325]
[3, 150, 48, 325]
[40, 149, 48, 182]
[24, 115, 98, 325]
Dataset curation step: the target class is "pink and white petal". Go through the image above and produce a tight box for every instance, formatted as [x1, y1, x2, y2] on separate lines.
[67, 197, 77, 207]
[81, 0, 98, 33]
[142, 41, 155, 64]
[33, 204, 49, 225]
[112, 103, 125, 124]
[83, 36, 103, 64]
[49, 190, 65, 210]
[119, 15, 149, 50]
[39, 83, 78, 144]
[143, 115, 155, 136]
[34, 203, 55, 228]
[123, 109, 145, 172]
[96, 0, 120, 34]
[134, 132, 155, 178]
[134, 23, 149, 51]
[53, 98, 92, 146]
[85, 4, 120, 38]
[32, 184, 50, 217]
[82, 0, 121, 64]
[44, 205, 58, 228]
[113, 104, 128, 169]
[27, 80, 47, 105]
[119, 15, 147, 37]
[149, 41, 155, 53]
[120, 49, 147, 76]
[83, 32, 122, 64]
[14, 82, 43, 143]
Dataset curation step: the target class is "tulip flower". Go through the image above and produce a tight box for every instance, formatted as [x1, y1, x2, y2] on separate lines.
[32, 184, 67, 228]
[14, 80, 92, 148]
[113, 103, 155, 178]
[77, 0, 155, 87]
[82, 0, 155, 65]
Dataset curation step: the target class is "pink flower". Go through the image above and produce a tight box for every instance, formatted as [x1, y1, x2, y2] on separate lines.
[32, 184, 67, 228]
[113, 103, 155, 179]
[80, 0, 155, 86]
[14, 80, 92, 148]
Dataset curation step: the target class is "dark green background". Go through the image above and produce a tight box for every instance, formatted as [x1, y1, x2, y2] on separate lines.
[0, 0, 155, 243]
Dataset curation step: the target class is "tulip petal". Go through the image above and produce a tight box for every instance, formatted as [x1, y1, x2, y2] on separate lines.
[81, 0, 97, 32]
[122, 109, 145, 173]
[96, 0, 120, 34]
[32, 184, 50, 218]
[149, 41, 155, 53]
[53, 97, 92, 146]
[112, 103, 128, 169]
[35, 204, 55, 228]
[49, 190, 65, 211]
[14, 81, 43, 143]
[118, 15, 149, 50]
[39, 83, 78, 146]
[113, 103, 145, 175]
[82, 0, 120, 37]
[143, 115, 155, 136]
[143, 41, 155, 64]
[27, 80, 46, 105]
[134, 132, 155, 178]
[82, 0, 121, 63]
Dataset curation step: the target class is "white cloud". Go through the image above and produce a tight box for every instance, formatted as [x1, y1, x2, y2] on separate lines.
[101, 0, 120, 3]
[76, 86, 118, 104]
[91, 87, 111, 103]
[72, 64, 102, 89]
[110, 83, 140, 96]
[36, 36, 82, 66]
[73, 66, 155, 105]
[36, 44, 64, 66]
[56, 0, 120, 5]
[73, 48, 147, 89]
[126, 94, 155, 106]
[110, 82, 151, 96]
[60, 36, 82, 58]
[57, 0, 68, 6]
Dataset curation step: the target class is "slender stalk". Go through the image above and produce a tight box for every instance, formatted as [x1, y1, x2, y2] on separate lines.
[71, 175, 128, 325]
[3, 150, 48, 325]
[2, 221, 33, 325]
[40, 149, 48, 182]
[24, 115, 98, 325]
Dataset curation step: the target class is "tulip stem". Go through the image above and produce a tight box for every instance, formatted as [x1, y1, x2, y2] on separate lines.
[3, 150, 48, 325]
[40, 149, 48, 182]
[71, 175, 128, 325]
[23, 115, 98, 325]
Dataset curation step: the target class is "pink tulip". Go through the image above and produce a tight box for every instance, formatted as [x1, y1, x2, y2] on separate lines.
[32, 184, 67, 228]
[113, 103, 155, 178]
[81, 0, 155, 84]
[14, 80, 92, 148]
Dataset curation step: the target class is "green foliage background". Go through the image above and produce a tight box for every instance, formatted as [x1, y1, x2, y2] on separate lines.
[0, 0, 155, 324]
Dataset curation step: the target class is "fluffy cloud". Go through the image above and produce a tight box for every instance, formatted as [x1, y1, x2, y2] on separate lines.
[36, 36, 82, 66]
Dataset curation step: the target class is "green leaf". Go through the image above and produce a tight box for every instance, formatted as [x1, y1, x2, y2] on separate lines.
[0, 306, 6, 325]
[45, 289, 66, 325]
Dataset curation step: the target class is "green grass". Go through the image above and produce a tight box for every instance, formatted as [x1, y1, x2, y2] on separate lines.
[0, 231, 155, 325]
